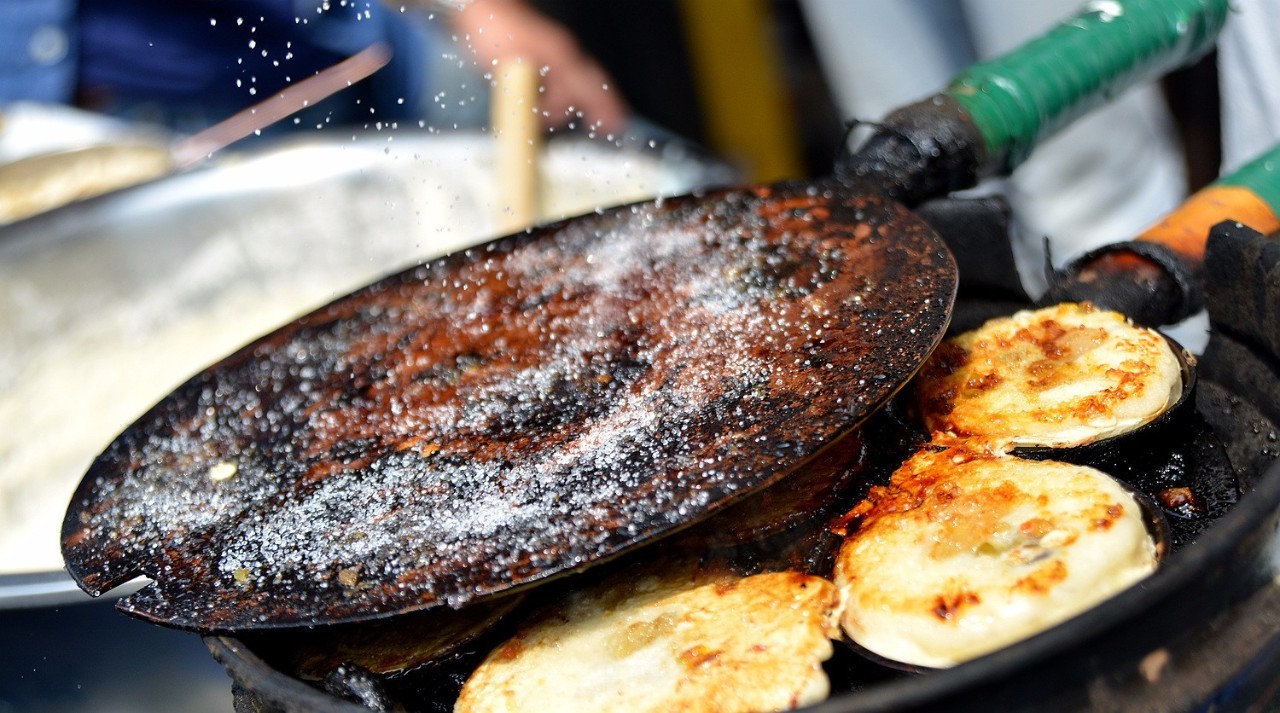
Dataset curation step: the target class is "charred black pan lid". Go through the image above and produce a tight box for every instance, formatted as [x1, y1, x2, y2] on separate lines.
[61, 184, 956, 632]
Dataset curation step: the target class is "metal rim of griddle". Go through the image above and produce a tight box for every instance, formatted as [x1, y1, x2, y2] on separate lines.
[197, 218, 1280, 711]
[200, 447, 1280, 712]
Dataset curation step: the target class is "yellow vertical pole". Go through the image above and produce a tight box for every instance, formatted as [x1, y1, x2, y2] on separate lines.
[678, 0, 805, 182]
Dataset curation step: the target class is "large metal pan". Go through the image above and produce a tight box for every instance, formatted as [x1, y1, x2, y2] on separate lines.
[62, 0, 1229, 633]
[206, 219, 1280, 712]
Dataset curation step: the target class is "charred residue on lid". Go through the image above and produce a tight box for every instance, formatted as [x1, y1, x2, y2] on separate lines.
[61, 184, 956, 632]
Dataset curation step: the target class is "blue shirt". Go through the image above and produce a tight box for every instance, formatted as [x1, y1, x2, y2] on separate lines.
[1, 0, 427, 129]
[0, 0, 77, 102]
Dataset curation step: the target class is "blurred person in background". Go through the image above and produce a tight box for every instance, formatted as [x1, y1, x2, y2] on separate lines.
[798, 0, 1192, 294]
[0, 0, 628, 136]
[800, 0, 1280, 291]
[1217, 0, 1280, 173]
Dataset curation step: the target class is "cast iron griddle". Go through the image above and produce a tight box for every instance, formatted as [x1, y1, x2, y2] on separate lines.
[61, 182, 956, 631]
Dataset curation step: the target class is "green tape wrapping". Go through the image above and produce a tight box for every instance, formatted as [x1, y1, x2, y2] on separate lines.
[1217, 145, 1280, 215]
[947, 0, 1229, 173]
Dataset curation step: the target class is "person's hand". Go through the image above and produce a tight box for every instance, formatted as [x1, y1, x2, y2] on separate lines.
[450, 0, 629, 134]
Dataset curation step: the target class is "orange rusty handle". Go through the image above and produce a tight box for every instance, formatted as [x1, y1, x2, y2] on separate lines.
[1136, 149, 1280, 270]
[1041, 145, 1280, 325]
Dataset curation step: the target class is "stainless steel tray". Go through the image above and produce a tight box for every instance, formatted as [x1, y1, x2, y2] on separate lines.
[0, 130, 730, 603]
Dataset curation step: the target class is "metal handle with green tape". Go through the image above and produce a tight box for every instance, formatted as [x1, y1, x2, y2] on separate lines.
[952, 0, 1228, 173]
[845, 0, 1230, 202]
[1213, 146, 1280, 219]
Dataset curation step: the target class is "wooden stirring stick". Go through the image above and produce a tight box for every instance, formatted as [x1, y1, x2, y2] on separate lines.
[491, 59, 541, 234]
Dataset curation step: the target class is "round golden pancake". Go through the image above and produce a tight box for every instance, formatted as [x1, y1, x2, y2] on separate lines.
[914, 302, 1182, 448]
[457, 562, 840, 713]
[833, 446, 1157, 670]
